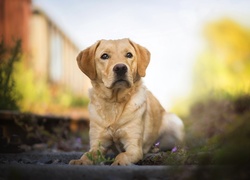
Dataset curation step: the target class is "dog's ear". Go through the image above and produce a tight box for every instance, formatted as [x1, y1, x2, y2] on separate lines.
[129, 39, 150, 77]
[76, 41, 100, 80]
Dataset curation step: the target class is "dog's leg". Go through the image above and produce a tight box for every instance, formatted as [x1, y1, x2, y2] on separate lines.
[156, 113, 184, 151]
[68, 152, 95, 165]
[69, 125, 111, 165]
[69, 140, 109, 165]
[111, 138, 143, 166]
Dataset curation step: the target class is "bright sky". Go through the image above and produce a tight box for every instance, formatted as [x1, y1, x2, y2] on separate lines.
[34, 0, 250, 109]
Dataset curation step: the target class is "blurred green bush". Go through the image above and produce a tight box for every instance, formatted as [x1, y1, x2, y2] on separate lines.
[0, 40, 22, 110]
[0, 40, 89, 114]
[172, 18, 250, 116]
[185, 93, 250, 164]
[170, 18, 250, 166]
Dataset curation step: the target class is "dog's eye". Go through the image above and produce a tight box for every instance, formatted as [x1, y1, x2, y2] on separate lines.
[125, 52, 133, 58]
[101, 53, 109, 60]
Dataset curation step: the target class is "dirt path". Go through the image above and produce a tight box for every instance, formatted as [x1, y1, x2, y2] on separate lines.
[0, 152, 247, 179]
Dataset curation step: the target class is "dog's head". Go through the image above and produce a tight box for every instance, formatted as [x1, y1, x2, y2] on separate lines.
[77, 38, 150, 89]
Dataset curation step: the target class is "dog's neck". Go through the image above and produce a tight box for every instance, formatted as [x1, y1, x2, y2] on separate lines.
[90, 79, 143, 103]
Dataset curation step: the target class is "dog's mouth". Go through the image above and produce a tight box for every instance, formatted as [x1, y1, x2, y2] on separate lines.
[111, 78, 131, 88]
[115, 79, 127, 83]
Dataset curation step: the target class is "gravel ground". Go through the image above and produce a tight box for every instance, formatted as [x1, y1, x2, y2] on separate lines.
[0, 152, 82, 165]
[0, 152, 178, 179]
[0, 152, 248, 180]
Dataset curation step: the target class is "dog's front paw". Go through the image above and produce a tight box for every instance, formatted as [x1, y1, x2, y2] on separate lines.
[111, 153, 132, 166]
[69, 156, 93, 165]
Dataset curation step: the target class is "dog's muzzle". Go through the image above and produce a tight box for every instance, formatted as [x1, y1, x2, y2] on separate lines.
[112, 63, 130, 88]
[113, 63, 127, 77]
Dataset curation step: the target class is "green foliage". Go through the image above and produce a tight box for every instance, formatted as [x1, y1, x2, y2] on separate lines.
[0, 40, 22, 110]
[86, 143, 114, 165]
[13, 61, 89, 114]
[139, 147, 214, 165]
[0, 41, 88, 113]
[172, 18, 250, 133]
[192, 18, 250, 98]
[70, 95, 89, 108]
[14, 61, 52, 113]
[211, 112, 250, 165]
[183, 93, 250, 165]
[158, 93, 249, 166]
[163, 149, 189, 165]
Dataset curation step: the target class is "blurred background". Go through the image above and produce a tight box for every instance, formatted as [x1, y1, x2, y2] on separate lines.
[0, 0, 250, 165]
[1, 0, 250, 115]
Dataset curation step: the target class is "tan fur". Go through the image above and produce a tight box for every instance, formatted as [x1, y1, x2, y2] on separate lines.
[69, 38, 184, 166]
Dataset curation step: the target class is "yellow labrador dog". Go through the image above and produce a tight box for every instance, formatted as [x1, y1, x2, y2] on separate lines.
[69, 39, 184, 166]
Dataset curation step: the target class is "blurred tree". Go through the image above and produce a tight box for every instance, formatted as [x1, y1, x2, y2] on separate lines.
[192, 18, 250, 98]
[0, 40, 22, 110]
[172, 18, 250, 116]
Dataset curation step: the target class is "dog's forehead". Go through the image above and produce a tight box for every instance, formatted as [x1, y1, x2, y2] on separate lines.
[97, 39, 134, 52]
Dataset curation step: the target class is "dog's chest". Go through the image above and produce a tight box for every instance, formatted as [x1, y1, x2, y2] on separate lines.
[90, 93, 145, 128]
[94, 101, 128, 149]
[96, 101, 125, 125]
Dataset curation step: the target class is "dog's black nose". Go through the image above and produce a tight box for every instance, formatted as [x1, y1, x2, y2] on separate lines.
[113, 64, 127, 76]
